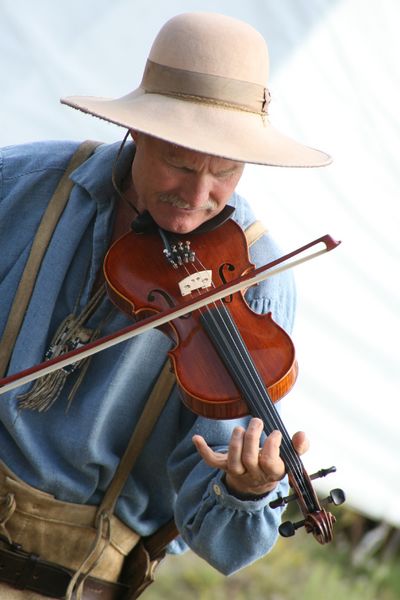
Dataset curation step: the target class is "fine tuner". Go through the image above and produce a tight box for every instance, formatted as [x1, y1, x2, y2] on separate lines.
[269, 466, 346, 538]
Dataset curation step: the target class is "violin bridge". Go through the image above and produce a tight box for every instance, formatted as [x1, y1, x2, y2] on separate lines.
[178, 270, 213, 296]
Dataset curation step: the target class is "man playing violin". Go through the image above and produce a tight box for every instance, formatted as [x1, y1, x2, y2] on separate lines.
[0, 12, 330, 599]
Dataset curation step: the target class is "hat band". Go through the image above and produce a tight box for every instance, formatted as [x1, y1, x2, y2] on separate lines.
[141, 60, 270, 115]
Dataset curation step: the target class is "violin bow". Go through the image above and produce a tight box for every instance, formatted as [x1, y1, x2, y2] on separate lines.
[0, 234, 340, 396]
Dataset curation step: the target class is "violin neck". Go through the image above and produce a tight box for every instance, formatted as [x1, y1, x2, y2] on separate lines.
[200, 306, 293, 439]
[200, 306, 321, 513]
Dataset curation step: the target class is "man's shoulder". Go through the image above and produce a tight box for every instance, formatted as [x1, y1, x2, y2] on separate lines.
[229, 191, 271, 253]
[0, 140, 81, 182]
[229, 191, 257, 231]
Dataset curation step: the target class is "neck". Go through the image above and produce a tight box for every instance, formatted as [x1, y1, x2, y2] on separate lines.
[111, 180, 139, 244]
[92, 186, 138, 294]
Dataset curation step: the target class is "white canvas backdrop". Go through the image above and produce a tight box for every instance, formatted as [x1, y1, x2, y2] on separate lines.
[1, 0, 399, 527]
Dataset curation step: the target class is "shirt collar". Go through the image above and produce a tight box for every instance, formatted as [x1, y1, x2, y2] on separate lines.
[69, 139, 135, 211]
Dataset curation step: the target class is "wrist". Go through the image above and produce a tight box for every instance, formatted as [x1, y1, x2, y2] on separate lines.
[223, 473, 276, 501]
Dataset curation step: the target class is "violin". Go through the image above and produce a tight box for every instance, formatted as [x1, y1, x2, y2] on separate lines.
[103, 217, 346, 544]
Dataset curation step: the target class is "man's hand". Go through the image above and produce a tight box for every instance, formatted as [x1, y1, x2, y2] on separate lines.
[192, 417, 309, 498]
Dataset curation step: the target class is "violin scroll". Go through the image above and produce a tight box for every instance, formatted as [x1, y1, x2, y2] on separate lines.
[270, 465, 346, 544]
[280, 510, 335, 545]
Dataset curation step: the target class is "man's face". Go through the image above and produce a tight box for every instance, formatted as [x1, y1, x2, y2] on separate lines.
[130, 133, 244, 234]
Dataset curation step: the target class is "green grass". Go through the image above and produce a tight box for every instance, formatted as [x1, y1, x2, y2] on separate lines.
[141, 509, 400, 600]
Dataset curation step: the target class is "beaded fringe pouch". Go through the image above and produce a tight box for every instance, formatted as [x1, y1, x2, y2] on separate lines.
[17, 285, 111, 412]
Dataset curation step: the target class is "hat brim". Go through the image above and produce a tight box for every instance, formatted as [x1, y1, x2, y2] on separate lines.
[61, 89, 331, 167]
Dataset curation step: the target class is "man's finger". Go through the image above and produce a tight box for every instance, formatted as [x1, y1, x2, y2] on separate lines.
[192, 435, 228, 469]
[291, 431, 310, 455]
[259, 430, 284, 479]
[227, 426, 246, 475]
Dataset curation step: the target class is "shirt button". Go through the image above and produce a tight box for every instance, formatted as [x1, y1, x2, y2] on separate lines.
[213, 484, 222, 496]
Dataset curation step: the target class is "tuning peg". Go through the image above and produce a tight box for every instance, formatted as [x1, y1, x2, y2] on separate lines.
[279, 519, 305, 537]
[310, 466, 337, 480]
[322, 488, 346, 506]
[269, 492, 297, 509]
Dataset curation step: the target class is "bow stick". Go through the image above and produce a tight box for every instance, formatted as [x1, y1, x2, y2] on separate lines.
[0, 234, 340, 396]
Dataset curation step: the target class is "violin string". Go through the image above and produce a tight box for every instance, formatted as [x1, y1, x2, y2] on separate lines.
[205, 297, 314, 507]
[188, 254, 297, 450]
[185, 253, 314, 507]
[178, 259, 289, 452]
[170, 242, 314, 508]
[202, 304, 309, 498]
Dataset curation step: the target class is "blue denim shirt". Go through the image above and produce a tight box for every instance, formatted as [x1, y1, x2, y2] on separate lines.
[0, 140, 296, 574]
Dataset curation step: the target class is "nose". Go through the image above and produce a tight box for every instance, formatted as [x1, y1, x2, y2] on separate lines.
[179, 174, 212, 208]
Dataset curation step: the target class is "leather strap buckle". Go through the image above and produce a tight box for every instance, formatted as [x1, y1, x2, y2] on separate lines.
[13, 550, 40, 590]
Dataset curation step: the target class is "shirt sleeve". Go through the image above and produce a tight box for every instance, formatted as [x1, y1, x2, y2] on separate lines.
[225, 189, 297, 333]
[245, 231, 297, 334]
[168, 414, 289, 574]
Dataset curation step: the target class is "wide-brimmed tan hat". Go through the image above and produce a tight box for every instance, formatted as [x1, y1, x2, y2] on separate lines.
[61, 12, 331, 167]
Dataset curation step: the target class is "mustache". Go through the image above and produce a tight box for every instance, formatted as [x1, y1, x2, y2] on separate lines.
[159, 193, 217, 211]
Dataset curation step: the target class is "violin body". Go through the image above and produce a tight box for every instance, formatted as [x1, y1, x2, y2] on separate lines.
[104, 219, 298, 419]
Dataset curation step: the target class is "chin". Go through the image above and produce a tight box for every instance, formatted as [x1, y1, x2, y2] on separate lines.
[166, 222, 198, 235]
[156, 213, 205, 235]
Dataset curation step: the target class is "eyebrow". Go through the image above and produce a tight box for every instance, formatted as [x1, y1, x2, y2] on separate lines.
[215, 165, 241, 176]
[165, 154, 241, 176]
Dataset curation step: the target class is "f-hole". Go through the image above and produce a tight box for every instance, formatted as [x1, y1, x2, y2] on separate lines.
[218, 263, 235, 303]
[147, 289, 191, 319]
